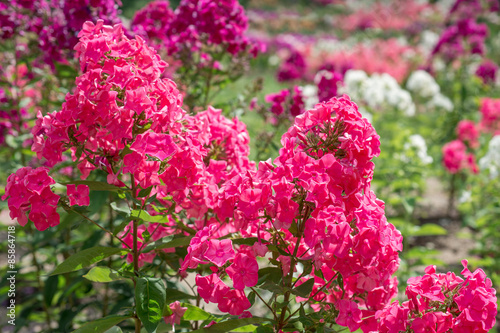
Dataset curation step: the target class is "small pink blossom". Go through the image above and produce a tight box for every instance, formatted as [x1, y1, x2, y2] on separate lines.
[67, 184, 90, 206]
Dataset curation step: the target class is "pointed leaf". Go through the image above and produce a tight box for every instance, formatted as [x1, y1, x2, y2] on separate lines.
[71, 315, 130, 333]
[61, 180, 129, 192]
[135, 277, 166, 333]
[83, 267, 125, 283]
[51, 247, 128, 276]
[164, 288, 196, 303]
[291, 278, 314, 298]
[189, 318, 270, 333]
[141, 236, 192, 253]
[181, 303, 215, 321]
[110, 202, 130, 217]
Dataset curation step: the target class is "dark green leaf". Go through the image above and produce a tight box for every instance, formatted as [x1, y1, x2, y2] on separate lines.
[50, 247, 128, 276]
[189, 318, 270, 333]
[44, 275, 59, 307]
[71, 315, 130, 333]
[135, 277, 166, 333]
[60, 180, 129, 192]
[164, 288, 196, 303]
[138, 186, 154, 198]
[291, 278, 314, 298]
[257, 267, 282, 285]
[141, 236, 191, 253]
[231, 237, 259, 246]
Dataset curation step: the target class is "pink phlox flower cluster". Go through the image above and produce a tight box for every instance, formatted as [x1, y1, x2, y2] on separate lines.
[456, 120, 479, 149]
[432, 18, 488, 62]
[475, 59, 498, 85]
[449, 0, 499, 21]
[479, 98, 500, 135]
[66, 184, 90, 206]
[314, 39, 416, 83]
[376, 262, 497, 332]
[131, 1, 175, 51]
[276, 49, 307, 82]
[0, 0, 122, 68]
[334, 1, 437, 32]
[182, 106, 255, 222]
[265, 86, 306, 118]
[315, 69, 343, 103]
[2, 167, 60, 231]
[182, 226, 255, 315]
[442, 140, 478, 174]
[32, 21, 208, 204]
[211, 96, 401, 328]
[0, 64, 42, 146]
[131, 0, 259, 57]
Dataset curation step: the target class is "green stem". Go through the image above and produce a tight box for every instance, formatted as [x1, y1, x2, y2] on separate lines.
[29, 226, 52, 329]
[71, 208, 131, 249]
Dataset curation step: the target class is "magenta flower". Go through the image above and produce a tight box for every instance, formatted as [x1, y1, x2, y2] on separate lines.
[163, 301, 187, 327]
[217, 289, 251, 316]
[336, 300, 362, 331]
[226, 253, 258, 290]
[67, 184, 90, 206]
[204, 239, 235, 267]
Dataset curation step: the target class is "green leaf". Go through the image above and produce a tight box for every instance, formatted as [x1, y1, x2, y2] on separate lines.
[141, 236, 192, 253]
[135, 277, 166, 333]
[71, 315, 130, 333]
[138, 186, 154, 198]
[104, 327, 123, 333]
[181, 303, 214, 321]
[257, 267, 283, 285]
[258, 281, 283, 294]
[131, 210, 170, 223]
[110, 202, 130, 217]
[231, 237, 259, 246]
[50, 247, 128, 276]
[412, 224, 447, 236]
[164, 288, 196, 303]
[189, 318, 270, 333]
[60, 180, 129, 192]
[291, 278, 314, 298]
[44, 275, 59, 307]
[54, 62, 78, 79]
[83, 267, 125, 283]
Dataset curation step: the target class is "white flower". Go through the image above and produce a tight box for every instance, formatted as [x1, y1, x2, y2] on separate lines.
[404, 134, 433, 165]
[419, 30, 440, 55]
[301, 84, 319, 110]
[406, 70, 441, 99]
[428, 93, 454, 112]
[342, 70, 416, 115]
[479, 135, 500, 179]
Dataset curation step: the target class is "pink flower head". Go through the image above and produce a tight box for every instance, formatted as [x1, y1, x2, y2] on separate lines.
[442, 140, 470, 173]
[217, 289, 251, 315]
[164, 301, 187, 327]
[196, 273, 230, 303]
[479, 98, 500, 134]
[3, 167, 60, 231]
[336, 300, 362, 331]
[204, 239, 235, 267]
[226, 253, 259, 290]
[67, 184, 90, 206]
[456, 120, 479, 148]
